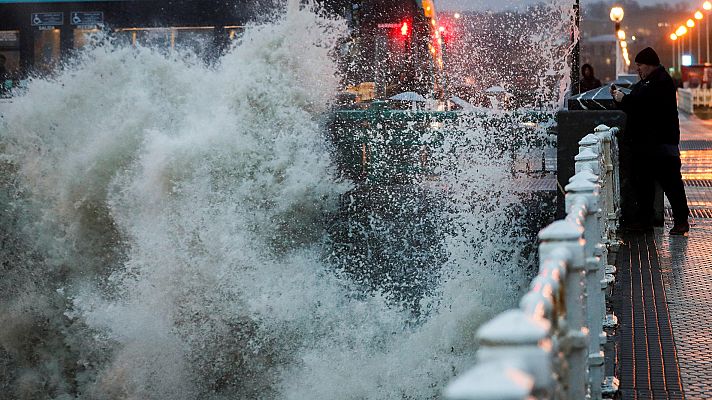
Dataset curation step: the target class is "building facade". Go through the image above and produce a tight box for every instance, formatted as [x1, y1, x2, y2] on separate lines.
[0, 0, 273, 78]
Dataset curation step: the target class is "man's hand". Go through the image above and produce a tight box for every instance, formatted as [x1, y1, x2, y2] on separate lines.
[612, 89, 624, 102]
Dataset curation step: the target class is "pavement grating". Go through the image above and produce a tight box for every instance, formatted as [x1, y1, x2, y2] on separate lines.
[665, 208, 712, 219]
[679, 140, 712, 151]
[683, 179, 712, 187]
[611, 232, 685, 400]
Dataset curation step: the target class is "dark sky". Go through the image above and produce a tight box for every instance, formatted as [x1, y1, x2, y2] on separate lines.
[437, 0, 692, 11]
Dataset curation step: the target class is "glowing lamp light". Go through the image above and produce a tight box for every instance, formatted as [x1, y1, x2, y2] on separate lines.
[670, 33, 678, 40]
[677, 26, 688, 36]
[610, 6, 624, 23]
[422, 0, 435, 18]
[687, 19, 695, 28]
[620, 40, 627, 48]
[695, 11, 704, 20]
[705, 1, 712, 11]
[617, 30, 626, 40]
[401, 21, 409, 36]
[682, 54, 693, 66]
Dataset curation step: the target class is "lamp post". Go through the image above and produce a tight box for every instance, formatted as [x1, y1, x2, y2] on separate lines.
[678, 25, 688, 71]
[618, 30, 629, 71]
[705, 1, 712, 63]
[696, 11, 704, 63]
[610, 6, 624, 77]
[687, 18, 695, 57]
[671, 33, 678, 73]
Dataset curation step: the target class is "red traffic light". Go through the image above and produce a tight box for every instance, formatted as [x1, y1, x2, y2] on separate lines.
[401, 21, 409, 36]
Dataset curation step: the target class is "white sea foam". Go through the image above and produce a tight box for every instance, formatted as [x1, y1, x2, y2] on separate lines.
[0, 1, 569, 399]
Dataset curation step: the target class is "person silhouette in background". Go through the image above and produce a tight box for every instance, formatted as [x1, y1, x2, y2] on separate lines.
[579, 63, 602, 93]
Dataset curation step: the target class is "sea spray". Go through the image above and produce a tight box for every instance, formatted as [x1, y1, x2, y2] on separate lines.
[1, 2, 567, 399]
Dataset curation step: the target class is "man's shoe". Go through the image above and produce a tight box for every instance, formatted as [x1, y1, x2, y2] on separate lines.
[669, 221, 690, 235]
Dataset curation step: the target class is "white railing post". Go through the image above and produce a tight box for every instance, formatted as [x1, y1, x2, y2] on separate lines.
[577, 132, 612, 241]
[444, 360, 534, 400]
[444, 309, 550, 400]
[594, 125, 621, 242]
[538, 220, 588, 400]
[565, 174, 605, 400]
[574, 147, 600, 176]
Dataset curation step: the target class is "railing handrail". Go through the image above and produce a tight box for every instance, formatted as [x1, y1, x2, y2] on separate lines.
[444, 124, 621, 400]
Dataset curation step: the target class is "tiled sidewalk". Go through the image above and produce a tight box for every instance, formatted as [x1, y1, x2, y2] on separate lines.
[656, 220, 712, 400]
[612, 113, 712, 400]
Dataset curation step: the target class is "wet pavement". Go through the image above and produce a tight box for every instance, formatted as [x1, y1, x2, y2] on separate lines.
[611, 112, 712, 400]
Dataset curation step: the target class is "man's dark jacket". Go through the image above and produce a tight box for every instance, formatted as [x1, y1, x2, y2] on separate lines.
[617, 65, 680, 152]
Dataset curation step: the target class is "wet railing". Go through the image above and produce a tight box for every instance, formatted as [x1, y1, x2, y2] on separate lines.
[677, 88, 694, 114]
[675, 87, 712, 114]
[444, 125, 621, 400]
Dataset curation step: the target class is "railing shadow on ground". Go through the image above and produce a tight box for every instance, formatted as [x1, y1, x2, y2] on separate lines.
[443, 125, 622, 400]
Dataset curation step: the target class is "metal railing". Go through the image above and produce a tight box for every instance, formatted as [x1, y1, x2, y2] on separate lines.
[677, 88, 694, 114]
[444, 125, 621, 400]
[675, 87, 712, 114]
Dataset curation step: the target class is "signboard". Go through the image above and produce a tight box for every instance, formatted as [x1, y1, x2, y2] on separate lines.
[31, 12, 63, 27]
[70, 11, 103, 27]
[0, 30, 19, 47]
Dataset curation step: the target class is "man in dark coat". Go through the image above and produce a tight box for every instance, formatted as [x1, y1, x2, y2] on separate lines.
[611, 47, 690, 235]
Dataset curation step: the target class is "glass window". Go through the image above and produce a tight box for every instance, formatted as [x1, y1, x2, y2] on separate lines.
[174, 28, 214, 57]
[74, 28, 101, 49]
[34, 29, 61, 74]
[0, 50, 20, 72]
[0, 30, 21, 77]
[136, 28, 172, 49]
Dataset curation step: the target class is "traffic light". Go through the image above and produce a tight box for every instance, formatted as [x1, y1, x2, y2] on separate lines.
[401, 21, 409, 36]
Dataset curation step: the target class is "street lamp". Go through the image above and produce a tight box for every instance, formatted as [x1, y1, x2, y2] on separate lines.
[609, 6, 624, 24]
[671, 33, 678, 73]
[610, 6, 625, 76]
[696, 11, 703, 64]
[704, 1, 711, 63]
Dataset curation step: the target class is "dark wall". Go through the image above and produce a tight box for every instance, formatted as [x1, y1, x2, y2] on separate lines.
[0, 0, 270, 76]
